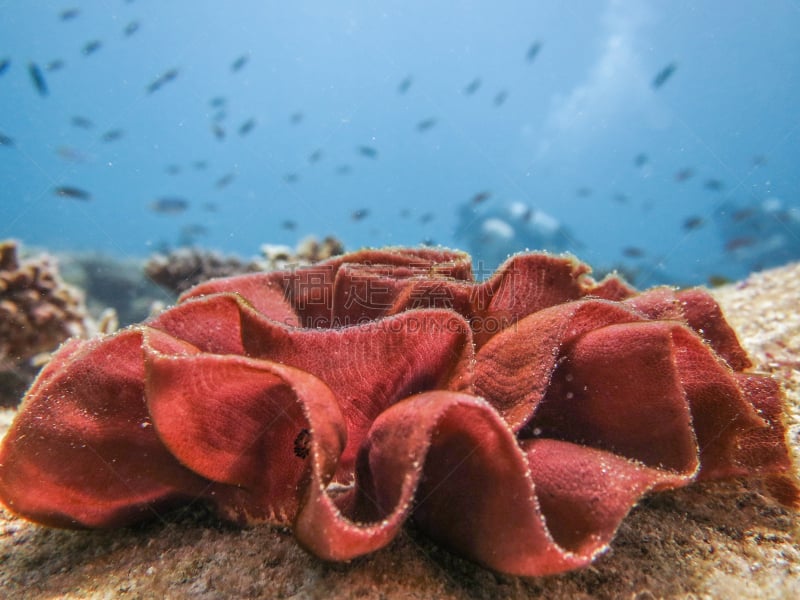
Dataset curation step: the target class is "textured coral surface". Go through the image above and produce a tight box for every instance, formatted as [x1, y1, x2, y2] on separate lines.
[0, 240, 88, 407]
[0, 247, 794, 578]
[0, 240, 87, 370]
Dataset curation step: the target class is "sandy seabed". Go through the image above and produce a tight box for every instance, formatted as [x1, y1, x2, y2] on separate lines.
[1, 262, 798, 600]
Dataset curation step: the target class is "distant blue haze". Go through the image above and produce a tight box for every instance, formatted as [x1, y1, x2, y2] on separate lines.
[1, 1, 798, 286]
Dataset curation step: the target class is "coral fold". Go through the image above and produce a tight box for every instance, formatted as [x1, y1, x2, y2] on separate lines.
[0, 247, 795, 576]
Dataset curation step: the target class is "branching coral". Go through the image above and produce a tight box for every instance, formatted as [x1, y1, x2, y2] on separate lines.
[0, 247, 795, 576]
[0, 240, 89, 408]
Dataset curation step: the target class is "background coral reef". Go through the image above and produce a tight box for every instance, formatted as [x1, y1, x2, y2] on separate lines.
[0, 240, 89, 407]
[144, 235, 344, 295]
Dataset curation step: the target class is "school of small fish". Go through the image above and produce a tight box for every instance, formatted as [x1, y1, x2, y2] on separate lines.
[0, 6, 794, 284]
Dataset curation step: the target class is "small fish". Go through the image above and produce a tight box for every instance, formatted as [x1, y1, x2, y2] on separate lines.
[704, 178, 724, 192]
[351, 208, 370, 221]
[209, 96, 226, 108]
[283, 173, 299, 184]
[290, 111, 304, 125]
[59, 8, 80, 21]
[526, 41, 542, 62]
[82, 40, 102, 56]
[752, 154, 767, 167]
[419, 212, 434, 224]
[212, 123, 225, 140]
[165, 164, 181, 175]
[150, 197, 189, 214]
[493, 90, 508, 106]
[463, 78, 481, 95]
[399, 208, 411, 218]
[576, 186, 592, 198]
[308, 149, 323, 164]
[55, 145, 87, 163]
[201, 202, 217, 212]
[177, 229, 203, 247]
[416, 117, 437, 132]
[180, 224, 208, 237]
[725, 236, 756, 252]
[470, 191, 491, 205]
[146, 79, 162, 94]
[421, 237, 436, 246]
[70, 115, 93, 129]
[731, 208, 754, 222]
[674, 167, 695, 182]
[622, 246, 645, 259]
[238, 118, 257, 136]
[397, 76, 413, 94]
[215, 173, 235, 188]
[212, 109, 227, 122]
[46, 59, 65, 72]
[612, 192, 629, 204]
[54, 185, 91, 200]
[0, 132, 15, 147]
[0, 58, 10, 76]
[651, 62, 677, 89]
[231, 54, 249, 72]
[682, 216, 705, 231]
[161, 69, 179, 84]
[357, 145, 378, 159]
[146, 68, 179, 93]
[28, 62, 48, 96]
[100, 129, 124, 143]
[707, 275, 733, 287]
[192, 160, 208, 171]
[282, 220, 297, 231]
[633, 153, 648, 168]
[123, 21, 140, 37]
[336, 164, 352, 175]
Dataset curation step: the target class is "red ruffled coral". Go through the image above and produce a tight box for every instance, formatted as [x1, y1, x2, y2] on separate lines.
[0, 247, 795, 576]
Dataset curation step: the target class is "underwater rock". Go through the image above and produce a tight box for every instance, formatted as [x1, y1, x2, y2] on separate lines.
[0, 240, 89, 405]
[0, 247, 795, 577]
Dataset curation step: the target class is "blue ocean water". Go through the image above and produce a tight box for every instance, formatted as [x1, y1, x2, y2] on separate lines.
[1, 1, 798, 287]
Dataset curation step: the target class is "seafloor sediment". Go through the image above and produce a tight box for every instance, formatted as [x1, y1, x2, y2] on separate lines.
[0, 261, 798, 600]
